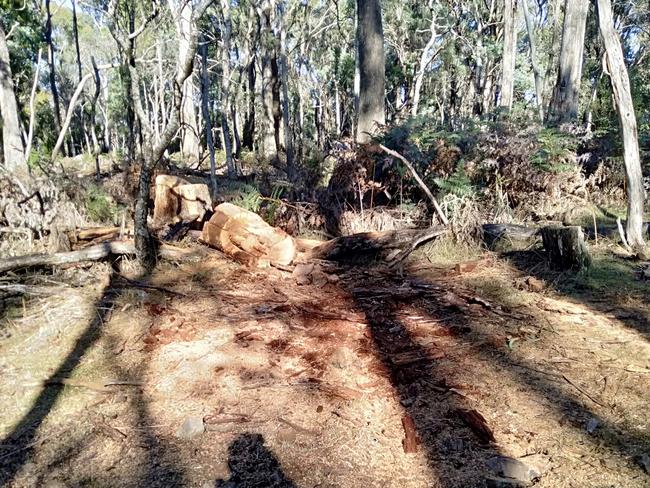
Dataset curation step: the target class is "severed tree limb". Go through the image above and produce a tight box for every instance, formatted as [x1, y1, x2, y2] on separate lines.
[0, 241, 195, 274]
[307, 227, 447, 262]
[378, 144, 449, 225]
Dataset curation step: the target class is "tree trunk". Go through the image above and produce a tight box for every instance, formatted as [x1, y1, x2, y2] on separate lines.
[200, 41, 217, 196]
[0, 19, 25, 170]
[257, 1, 277, 159]
[499, 0, 518, 110]
[278, 2, 294, 180]
[596, 0, 646, 251]
[181, 77, 200, 162]
[71, 0, 83, 82]
[547, 0, 589, 124]
[219, 0, 235, 177]
[24, 49, 42, 165]
[356, 0, 385, 143]
[522, 0, 544, 121]
[45, 0, 64, 155]
[411, 6, 437, 117]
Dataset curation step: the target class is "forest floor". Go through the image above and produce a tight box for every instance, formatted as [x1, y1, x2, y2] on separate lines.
[1, 238, 649, 488]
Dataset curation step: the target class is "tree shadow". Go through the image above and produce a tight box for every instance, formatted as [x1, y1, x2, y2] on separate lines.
[342, 270, 503, 486]
[215, 433, 296, 488]
[505, 249, 650, 342]
[340, 257, 650, 485]
[0, 261, 186, 486]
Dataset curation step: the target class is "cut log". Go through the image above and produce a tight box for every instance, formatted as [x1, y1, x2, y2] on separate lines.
[176, 183, 212, 221]
[153, 175, 213, 223]
[0, 241, 194, 274]
[482, 224, 540, 251]
[540, 226, 591, 270]
[201, 202, 297, 266]
[153, 175, 189, 222]
[307, 227, 446, 262]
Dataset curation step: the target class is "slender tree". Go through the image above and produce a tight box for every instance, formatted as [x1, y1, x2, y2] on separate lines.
[596, 0, 646, 251]
[547, 0, 589, 124]
[499, 0, 518, 111]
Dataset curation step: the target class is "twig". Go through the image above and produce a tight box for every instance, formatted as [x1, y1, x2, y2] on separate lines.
[379, 144, 449, 225]
[562, 374, 607, 408]
[116, 277, 187, 297]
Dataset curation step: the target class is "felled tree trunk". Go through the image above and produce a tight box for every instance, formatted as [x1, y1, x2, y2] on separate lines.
[201, 202, 297, 266]
[307, 227, 446, 263]
[541, 226, 591, 270]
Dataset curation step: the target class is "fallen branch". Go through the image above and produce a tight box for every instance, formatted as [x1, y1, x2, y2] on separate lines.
[379, 144, 449, 225]
[0, 240, 196, 274]
[562, 374, 607, 408]
[307, 227, 447, 262]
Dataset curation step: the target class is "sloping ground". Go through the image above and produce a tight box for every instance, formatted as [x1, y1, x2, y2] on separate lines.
[0, 246, 649, 487]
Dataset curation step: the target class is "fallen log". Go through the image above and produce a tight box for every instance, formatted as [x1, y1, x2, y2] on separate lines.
[77, 226, 121, 240]
[482, 224, 540, 251]
[201, 202, 297, 266]
[0, 241, 195, 274]
[306, 227, 447, 262]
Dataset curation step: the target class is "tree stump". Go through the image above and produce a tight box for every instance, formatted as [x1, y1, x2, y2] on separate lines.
[541, 226, 591, 270]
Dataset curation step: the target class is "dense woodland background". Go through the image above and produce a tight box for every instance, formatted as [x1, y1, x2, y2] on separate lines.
[0, 0, 649, 261]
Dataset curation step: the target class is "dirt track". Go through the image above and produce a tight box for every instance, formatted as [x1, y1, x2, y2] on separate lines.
[1, 247, 649, 487]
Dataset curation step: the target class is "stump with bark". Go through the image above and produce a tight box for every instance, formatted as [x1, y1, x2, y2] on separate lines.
[541, 226, 591, 270]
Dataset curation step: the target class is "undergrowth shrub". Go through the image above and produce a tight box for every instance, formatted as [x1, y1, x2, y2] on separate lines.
[84, 185, 122, 223]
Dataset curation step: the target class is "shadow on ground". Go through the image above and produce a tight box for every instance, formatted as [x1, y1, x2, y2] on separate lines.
[0, 262, 186, 487]
[215, 433, 296, 488]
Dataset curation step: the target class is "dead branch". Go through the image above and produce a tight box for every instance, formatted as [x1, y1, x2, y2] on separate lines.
[378, 144, 449, 225]
[0, 240, 196, 274]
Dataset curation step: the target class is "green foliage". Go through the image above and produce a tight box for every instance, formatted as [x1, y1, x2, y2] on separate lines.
[531, 128, 578, 173]
[433, 162, 474, 197]
[84, 185, 121, 223]
[230, 184, 262, 213]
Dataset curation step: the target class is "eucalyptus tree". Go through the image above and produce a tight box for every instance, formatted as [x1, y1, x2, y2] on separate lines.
[547, 0, 590, 124]
[596, 0, 645, 250]
[0, 17, 25, 170]
[356, 0, 385, 143]
[107, 0, 212, 268]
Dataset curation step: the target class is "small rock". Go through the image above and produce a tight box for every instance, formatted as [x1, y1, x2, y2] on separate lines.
[486, 456, 540, 484]
[292, 263, 314, 285]
[636, 454, 650, 473]
[525, 276, 545, 292]
[585, 417, 599, 434]
[176, 416, 205, 440]
[329, 346, 358, 370]
[311, 269, 329, 288]
[326, 273, 340, 284]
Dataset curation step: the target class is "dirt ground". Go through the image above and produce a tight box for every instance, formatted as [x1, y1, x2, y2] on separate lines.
[1, 242, 649, 487]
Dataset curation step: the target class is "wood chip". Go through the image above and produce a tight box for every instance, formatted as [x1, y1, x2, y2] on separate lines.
[456, 408, 496, 444]
[401, 415, 420, 453]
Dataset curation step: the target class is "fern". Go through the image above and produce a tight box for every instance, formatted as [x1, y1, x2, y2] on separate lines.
[231, 184, 262, 213]
[433, 163, 475, 197]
